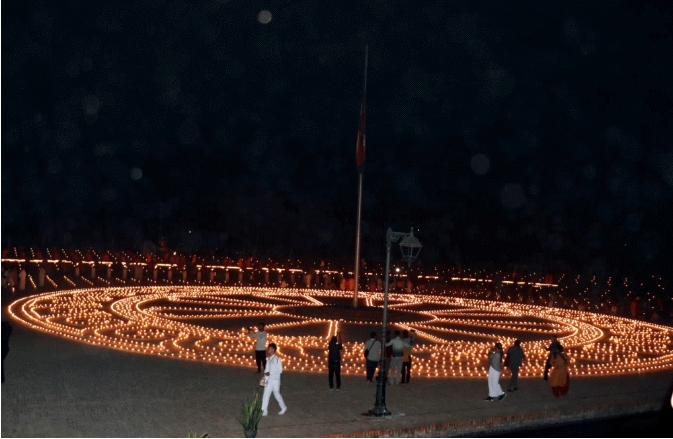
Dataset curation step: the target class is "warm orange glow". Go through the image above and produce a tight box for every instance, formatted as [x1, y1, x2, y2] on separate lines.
[7, 286, 673, 378]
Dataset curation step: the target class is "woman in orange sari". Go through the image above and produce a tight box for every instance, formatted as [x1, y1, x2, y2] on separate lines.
[549, 349, 570, 397]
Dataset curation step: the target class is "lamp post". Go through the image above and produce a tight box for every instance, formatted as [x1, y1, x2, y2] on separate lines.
[370, 227, 422, 417]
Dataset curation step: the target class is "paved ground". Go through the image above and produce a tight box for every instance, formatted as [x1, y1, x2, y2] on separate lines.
[2, 323, 672, 438]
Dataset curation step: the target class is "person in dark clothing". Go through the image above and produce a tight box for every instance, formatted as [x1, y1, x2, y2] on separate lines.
[328, 332, 343, 390]
[248, 323, 267, 373]
[506, 339, 526, 391]
[543, 335, 563, 381]
[383, 335, 392, 383]
[400, 329, 417, 384]
[2, 321, 12, 383]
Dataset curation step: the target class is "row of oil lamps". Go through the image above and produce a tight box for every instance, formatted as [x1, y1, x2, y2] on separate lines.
[8, 286, 673, 378]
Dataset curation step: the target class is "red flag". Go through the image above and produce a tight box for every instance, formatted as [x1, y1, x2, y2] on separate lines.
[356, 95, 366, 170]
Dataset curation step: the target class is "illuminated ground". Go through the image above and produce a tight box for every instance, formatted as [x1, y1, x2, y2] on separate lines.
[8, 286, 673, 378]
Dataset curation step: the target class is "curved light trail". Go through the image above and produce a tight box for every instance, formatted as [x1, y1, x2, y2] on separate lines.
[8, 286, 673, 378]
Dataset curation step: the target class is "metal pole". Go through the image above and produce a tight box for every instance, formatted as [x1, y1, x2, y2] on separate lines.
[363, 44, 368, 96]
[353, 171, 364, 308]
[353, 44, 368, 309]
[370, 228, 393, 416]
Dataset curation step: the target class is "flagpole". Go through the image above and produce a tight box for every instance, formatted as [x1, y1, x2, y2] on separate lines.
[353, 44, 368, 308]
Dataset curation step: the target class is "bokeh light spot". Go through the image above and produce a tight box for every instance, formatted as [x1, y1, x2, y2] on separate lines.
[470, 153, 490, 175]
[130, 167, 143, 180]
[82, 94, 100, 115]
[500, 183, 526, 209]
[257, 10, 272, 24]
[659, 153, 673, 187]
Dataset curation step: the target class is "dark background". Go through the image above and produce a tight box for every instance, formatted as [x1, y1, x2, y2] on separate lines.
[2, 0, 672, 276]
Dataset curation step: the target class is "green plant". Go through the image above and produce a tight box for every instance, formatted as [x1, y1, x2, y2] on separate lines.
[239, 389, 264, 432]
[187, 430, 210, 438]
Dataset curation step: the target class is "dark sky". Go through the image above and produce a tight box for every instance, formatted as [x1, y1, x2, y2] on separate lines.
[2, 0, 673, 275]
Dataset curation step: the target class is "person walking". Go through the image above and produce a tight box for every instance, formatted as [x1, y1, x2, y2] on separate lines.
[364, 331, 381, 383]
[543, 335, 563, 381]
[549, 348, 570, 397]
[261, 343, 287, 416]
[38, 265, 46, 288]
[505, 339, 526, 392]
[400, 329, 417, 384]
[383, 334, 393, 383]
[248, 323, 267, 374]
[18, 267, 26, 292]
[485, 342, 506, 401]
[328, 332, 343, 390]
[385, 330, 411, 385]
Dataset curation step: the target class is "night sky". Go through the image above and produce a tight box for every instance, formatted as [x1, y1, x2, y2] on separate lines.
[2, 0, 673, 276]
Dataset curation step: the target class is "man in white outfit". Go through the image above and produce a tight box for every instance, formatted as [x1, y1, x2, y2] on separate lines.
[261, 343, 287, 416]
[385, 330, 411, 385]
[485, 342, 506, 401]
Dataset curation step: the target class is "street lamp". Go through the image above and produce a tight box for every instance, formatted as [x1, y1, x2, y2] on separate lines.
[370, 227, 422, 417]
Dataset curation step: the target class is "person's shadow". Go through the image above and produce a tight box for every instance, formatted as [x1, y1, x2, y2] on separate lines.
[658, 375, 673, 433]
[2, 320, 13, 384]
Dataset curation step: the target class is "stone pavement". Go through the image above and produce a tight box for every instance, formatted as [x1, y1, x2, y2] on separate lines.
[2, 324, 671, 438]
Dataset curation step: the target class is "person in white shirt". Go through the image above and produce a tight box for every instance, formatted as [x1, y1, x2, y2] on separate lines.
[385, 330, 411, 385]
[364, 331, 381, 383]
[485, 342, 506, 401]
[261, 343, 287, 416]
[248, 323, 267, 373]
